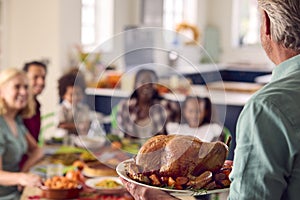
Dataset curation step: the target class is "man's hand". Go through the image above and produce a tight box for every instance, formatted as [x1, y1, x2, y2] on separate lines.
[121, 177, 179, 200]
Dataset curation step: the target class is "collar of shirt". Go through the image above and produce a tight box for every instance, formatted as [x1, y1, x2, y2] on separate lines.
[62, 100, 85, 111]
[271, 54, 300, 82]
[62, 100, 73, 109]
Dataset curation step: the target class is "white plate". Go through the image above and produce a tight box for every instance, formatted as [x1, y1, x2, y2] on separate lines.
[85, 176, 126, 194]
[82, 170, 102, 178]
[116, 159, 230, 196]
[74, 136, 106, 150]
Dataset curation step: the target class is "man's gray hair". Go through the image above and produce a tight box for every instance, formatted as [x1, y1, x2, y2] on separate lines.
[258, 0, 300, 52]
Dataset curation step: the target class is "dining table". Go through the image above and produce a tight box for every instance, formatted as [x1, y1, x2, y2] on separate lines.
[21, 143, 134, 200]
[21, 186, 135, 200]
[20, 141, 227, 200]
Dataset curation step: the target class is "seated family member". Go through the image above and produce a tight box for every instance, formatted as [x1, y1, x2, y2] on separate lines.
[55, 72, 91, 136]
[167, 96, 224, 142]
[116, 69, 180, 139]
[20, 61, 47, 168]
[0, 68, 43, 199]
[22, 61, 47, 142]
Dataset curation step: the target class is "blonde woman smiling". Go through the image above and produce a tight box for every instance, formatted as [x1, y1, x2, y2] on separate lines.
[0, 68, 43, 200]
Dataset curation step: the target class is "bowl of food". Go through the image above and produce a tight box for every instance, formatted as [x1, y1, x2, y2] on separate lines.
[85, 176, 126, 194]
[49, 153, 79, 166]
[41, 176, 82, 199]
[83, 160, 118, 177]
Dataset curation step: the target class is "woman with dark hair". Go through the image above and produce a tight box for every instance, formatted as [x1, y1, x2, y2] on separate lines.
[116, 69, 180, 140]
[167, 96, 224, 142]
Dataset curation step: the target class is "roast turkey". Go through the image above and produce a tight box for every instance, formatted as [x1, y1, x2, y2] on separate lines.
[126, 135, 228, 180]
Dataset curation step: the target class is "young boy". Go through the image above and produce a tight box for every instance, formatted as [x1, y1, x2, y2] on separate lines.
[55, 72, 91, 136]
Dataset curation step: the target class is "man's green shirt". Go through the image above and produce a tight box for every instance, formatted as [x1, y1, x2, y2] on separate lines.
[229, 54, 300, 200]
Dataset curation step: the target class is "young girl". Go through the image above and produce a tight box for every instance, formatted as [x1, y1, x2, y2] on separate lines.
[167, 96, 223, 142]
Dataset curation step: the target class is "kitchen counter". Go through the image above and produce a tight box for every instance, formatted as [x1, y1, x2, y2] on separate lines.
[173, 63, 226, 75]
[86, 81, 259, 107]
[255, 74, 272, 84]
[173, 63, 273, 75]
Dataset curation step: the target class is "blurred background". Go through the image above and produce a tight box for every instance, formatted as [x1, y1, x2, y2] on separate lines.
[0, 0, 271, 130]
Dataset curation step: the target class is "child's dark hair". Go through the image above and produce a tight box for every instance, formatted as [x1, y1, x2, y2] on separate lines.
[201, 97, 212, 124]
[58, 73, 86, 99]
[183, 96, 212, 125]
[23, 61, 47, 73]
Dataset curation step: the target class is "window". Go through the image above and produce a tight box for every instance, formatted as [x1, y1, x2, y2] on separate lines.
[81, 0, 95, 46]
[141, 0, 197, 32]
[81, 0, 114, 52]
[232, 0, 260, 47]
[163, 0, 197, 31]
[161, 0, 198, 43]
[163, 0, 183, 30]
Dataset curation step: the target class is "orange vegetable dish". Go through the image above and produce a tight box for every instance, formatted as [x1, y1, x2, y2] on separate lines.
[44, 176, 80, 189]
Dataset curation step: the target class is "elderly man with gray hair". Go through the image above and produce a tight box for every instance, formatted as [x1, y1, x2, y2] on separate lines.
[229, 0, 300, 199]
